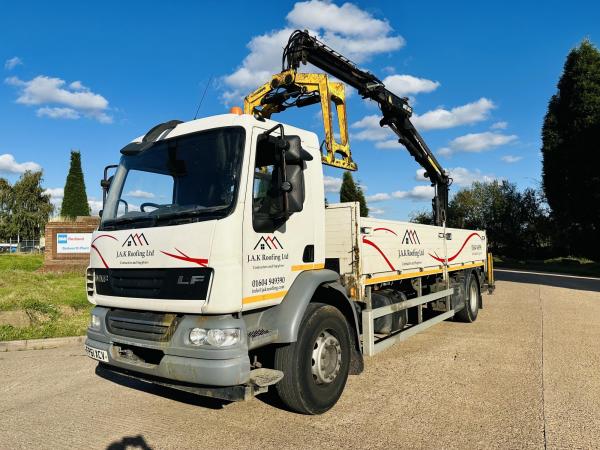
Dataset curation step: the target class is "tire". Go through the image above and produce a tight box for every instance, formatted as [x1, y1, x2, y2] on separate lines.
[455, 271, 480, 323]
[274, 303, 351, 414]
[372, 289, 407, 334]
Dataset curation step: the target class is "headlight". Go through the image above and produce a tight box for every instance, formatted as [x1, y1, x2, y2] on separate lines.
[189, 327, 207, 345]
[189, 328, 241, 347]
[90, 314, 102, 330]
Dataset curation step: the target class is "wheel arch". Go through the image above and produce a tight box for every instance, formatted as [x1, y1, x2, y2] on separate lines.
[245, 269, 363, 374]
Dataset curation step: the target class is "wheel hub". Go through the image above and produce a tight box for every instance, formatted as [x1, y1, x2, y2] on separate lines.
[311, 330, 342, 384]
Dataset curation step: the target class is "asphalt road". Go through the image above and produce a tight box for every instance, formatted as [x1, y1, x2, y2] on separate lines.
[495, 268, 600, 292]
[2, 273, 600, 449]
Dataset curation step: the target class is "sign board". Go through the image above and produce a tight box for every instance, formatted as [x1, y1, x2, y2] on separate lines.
[56, 233, 92, 254]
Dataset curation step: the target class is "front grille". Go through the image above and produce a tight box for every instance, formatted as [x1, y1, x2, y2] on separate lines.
[99, 269, 166, 298]
[95, 268, 212, 300]
[106, 309, 179, 342]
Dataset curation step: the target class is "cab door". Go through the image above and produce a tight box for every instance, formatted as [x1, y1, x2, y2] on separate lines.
[241, 126, 315, 310]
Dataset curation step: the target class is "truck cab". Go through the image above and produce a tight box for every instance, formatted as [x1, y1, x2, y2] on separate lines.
[86, 113, 341, 401]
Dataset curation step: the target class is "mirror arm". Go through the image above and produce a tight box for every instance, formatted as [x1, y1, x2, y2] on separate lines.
[101, 164, 118, 206]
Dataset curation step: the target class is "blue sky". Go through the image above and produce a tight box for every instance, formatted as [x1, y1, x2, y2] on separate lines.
[1, 0, 598, 219]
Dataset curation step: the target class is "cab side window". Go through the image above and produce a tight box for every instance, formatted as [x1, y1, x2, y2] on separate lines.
[252, 140, 283, 232]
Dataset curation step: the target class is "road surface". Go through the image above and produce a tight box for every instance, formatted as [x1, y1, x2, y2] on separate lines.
[495, 267, 600, 292]
[1, 273, 600, 449]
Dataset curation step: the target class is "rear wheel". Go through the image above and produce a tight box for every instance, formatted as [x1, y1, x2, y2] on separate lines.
[274, 303, 351, 414]
[455, 271, 480, 323]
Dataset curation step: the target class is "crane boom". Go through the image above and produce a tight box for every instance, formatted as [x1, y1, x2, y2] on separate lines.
[244, 30, 451, 226]
[283, 30, 450, 226]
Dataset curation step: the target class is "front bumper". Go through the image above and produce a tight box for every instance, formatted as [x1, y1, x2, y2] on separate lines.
[86, 306, 250, 387]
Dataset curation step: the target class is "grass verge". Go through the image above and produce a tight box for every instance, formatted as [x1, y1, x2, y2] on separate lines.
[0, 254, 90, 341]
[494, 256, 600, 278]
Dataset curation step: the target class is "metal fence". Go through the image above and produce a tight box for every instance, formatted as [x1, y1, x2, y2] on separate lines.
[0, 239, 43, 254]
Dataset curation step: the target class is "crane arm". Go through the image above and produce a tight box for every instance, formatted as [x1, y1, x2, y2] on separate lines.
[243, 30, 451, 225]
[283, 30, 450, 225]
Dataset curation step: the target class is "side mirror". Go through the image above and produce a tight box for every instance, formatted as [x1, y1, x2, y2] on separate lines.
[284, 164, 305, 214]
[284, 135, 313, 164]
[282, 135, 310, 215]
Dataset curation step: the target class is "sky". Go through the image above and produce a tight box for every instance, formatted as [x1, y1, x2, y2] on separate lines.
[1, 0, 599, 219]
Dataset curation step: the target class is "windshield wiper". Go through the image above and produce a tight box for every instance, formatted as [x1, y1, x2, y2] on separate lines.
[153, 205, 229, 222]
[102, 215, 157, 229]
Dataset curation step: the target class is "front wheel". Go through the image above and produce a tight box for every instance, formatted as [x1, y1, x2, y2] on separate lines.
[274, 303, 351, 414]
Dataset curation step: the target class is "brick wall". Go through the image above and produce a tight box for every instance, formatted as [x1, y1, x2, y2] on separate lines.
[43, 216, 100, 271]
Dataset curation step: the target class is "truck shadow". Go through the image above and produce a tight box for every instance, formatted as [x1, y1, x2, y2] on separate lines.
[95, 365, 230, 410]
[106, 434, 153, 450]
[254, 389, 296, 413]
[495, 269, 600, 292]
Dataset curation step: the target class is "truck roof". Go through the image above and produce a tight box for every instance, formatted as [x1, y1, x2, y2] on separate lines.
[129, 113, 319, 148]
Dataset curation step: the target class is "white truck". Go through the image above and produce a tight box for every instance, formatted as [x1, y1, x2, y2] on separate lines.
[85, 31, 494, 414]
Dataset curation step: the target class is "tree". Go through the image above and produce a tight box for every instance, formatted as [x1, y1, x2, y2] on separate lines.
[0, 178, 15, 240]
[541, 39, 600, 257]
[61, 150, 90, 218]
[409, 210, 433, 225]
[340, 171, 368, 217]
[11, 171, 54, 240]
[441, 180, 551, 259]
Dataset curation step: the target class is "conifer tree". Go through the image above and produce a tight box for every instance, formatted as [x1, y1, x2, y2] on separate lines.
[542, 39, 600, 256]
[340, 171, 369, 217]
[60, 150, 90, 218]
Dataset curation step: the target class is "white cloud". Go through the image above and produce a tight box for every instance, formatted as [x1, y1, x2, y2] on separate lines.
[37, 107, 80, 120]
[287, 1, 393, 37]
[491, 121, 508, 130]
[4, 57, 23, 70]
[415, 168, 428, 181]
[0, 153, 41, 174]
[323, 175, 342, 193]
[88, 199, 103, 216]
[375, 139, 404, 149]
[352, 98, 497, 148]
[43, 188, 64, 209]
[369, 207, 385, 216]
[447, 167, 496, 187]
[69, 81, 88, 91]
[223, 0, 404, 102]
[350, 115, 389, 141]
[43, 187, 64, 199]
[440, 131, 517, 155]
[366, 192, 391, 203]
[5, 75, 112, 123]
[126, 189, 155, 199]
[501, 155, 522, 163]
[412, 98, 495, 131]
[392, 185, 434, 201]
[383, 74, 440, 97]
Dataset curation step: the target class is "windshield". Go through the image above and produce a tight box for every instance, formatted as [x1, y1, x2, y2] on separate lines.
[100, 126, 245, 230]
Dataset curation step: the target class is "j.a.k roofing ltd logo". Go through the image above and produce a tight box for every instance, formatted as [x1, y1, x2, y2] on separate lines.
[402, 229, 421, 245]
[122, 233, 149, 247]
[254, 236, 283, 250]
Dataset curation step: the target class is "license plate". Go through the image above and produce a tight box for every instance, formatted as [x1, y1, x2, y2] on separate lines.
[85, 344, 109, 362]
